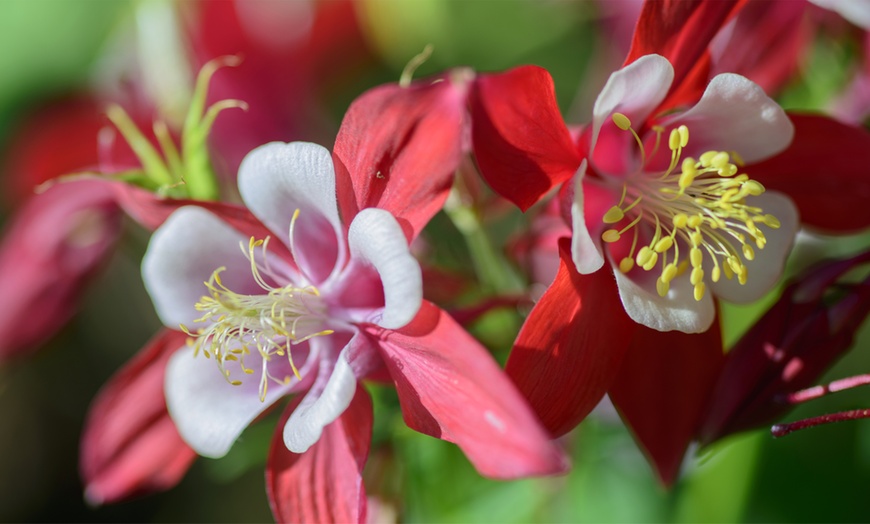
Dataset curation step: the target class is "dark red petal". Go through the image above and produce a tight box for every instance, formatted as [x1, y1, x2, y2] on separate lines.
[80, 329, 196, 505]
[470, 66, 581, 211]
[625, 0, 747, 104]
[699, 253, 870, 444]
[608, 320, 725, 487]
[267, 385, 372, 524]
[506, 238, 634, 437]
[0, 179, 121, 361]
[369, 301, 568, 479]
[749, 113, 870, 232]
[333, 75, 468, 241]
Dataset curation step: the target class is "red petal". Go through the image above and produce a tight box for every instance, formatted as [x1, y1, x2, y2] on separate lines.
[80, 329, 196, 505]
[506, 239, 634, 437]
[267, 385, 372, 524]
[369, 301, 568, 479]
[0, 179, 121, 360]
[749, 113, 870, 232]
[608, 320, 725, 487]
[470, 66, 581, 211]
[333, 75, 468, 240]
[625, 0, 746, 102]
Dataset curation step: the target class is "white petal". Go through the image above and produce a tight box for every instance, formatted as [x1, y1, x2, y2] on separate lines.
[571, 160, 605, 274]
[808, 0, 870, 30]
[613, 262, 715, 333]
[142, 206, 258, 328]
[238, 142, 344, 283]
[591, 54, 674, 152]
[710, 191, 799, 303]
[347, 208, 422, 329]
[165, 344, 309, 458]
[668, 73, 793, 163]
[283, 344, 358, 453]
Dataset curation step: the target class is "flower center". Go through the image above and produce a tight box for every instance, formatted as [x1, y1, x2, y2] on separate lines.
[180, 236, 333, 401]
[600, 113, 781, 301]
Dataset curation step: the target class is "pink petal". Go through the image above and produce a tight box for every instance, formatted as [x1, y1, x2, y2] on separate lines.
[80, 329, 196, 505]
[608, 320, 725, 487]
[370, 301, 568, 478]
[749, 113, 870, 232]
[469, 66, 581, 211]
[333, 75, 467, 240]
[267, 385, 372, 524]
[507, 239, 635, 436]
[0, 179, 121, 360]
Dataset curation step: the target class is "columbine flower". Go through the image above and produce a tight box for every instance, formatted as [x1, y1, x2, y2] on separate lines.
[142, 141, 565, 520]
[570, 53, 799, 333]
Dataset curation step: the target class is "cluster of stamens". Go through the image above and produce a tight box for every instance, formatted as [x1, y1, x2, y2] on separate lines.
[180, 236, 333, 401]
[600, 113, 781, 301]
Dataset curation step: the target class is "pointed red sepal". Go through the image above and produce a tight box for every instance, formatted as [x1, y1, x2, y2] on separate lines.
[368, 301, 568, 478]
[470, 66, 581, 211]
[333, 75, 468, 241]
[266, 385, 372, 524]
[625, 0, 747, 103]
[506, 239, 634, 437]
[0, 179, 121, 361]
[608, 320, 725, 487]
[80, 329, 196, 505]
[699, 252, 870, 444]
[749, 113, 870, 232]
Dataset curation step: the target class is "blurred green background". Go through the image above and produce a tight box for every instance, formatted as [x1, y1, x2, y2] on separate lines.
[2, 0, 870, 522]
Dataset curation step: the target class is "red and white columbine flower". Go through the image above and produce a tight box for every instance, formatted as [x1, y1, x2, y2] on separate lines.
[572, 53, 799, 333]
[142, 141, 565, 518]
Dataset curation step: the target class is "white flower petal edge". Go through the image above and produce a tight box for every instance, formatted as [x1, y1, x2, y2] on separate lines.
[670, 73, 794, 163]
[710, 192, 799, 303]
[165, 345, 308, 458]
[348, 208, 423, 330]
[808, 0, 870, 30]
[143, 206, 258, 329]
[283, 343, 357, 453]
[591, 54, 674, 153]
[613, 264, 716, 333]
[570, 160, 605, 274]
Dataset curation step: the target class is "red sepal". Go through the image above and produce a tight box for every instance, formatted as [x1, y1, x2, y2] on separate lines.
[470, 66, 581, 211]
[80, 329, 196, 505]
[333, 76, 467, 240]
[370, 301, 568, 478]
[506, 239, 634, 437]
[266, 385, 372, 524]
[750, 113, 870, 232]
[608, 320, 725, 487]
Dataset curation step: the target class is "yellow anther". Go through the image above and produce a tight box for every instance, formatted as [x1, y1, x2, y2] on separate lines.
[694, 282, 706, 301]
[673, 213, 688, 229]
[762, 214, 781, 229]
[668, 128, 681, 150]
[711, 266, 721, 282]
[656, 277, 670, 297]
[738, 266, 748, 285]
[602, 229, 621, 243]
[728, 256, 742, 274]
[731, 150, 745, 166]
[677, 259, 689, 276]
[681, 158, 697, 177]
[718, 164, 738, 177]
[612, 113, 632, 130]
[603, 206, 625, 224]
[742, 244, 755, 261]
[699, 151, 718, 167]
[619, 257, 635, 273]
[642, 251, 659, 271]
[687, 215, 703, 228]
[678, 125, 689, 148]
[690, 266, 704, 286]
[723, 261, 734, 280]
[662, 263, 678, 283]
[654, 236, 674, 253]
[636, 246, 654, 267]
[721, 188, 739, 203]
[755, 230, 767, 248]
[744, 180, 765, 195]
[690, 246, 703, 267]
[711, 152, 730, 169]
[678, 171, 695, 190]
[690, 231, 703, 246]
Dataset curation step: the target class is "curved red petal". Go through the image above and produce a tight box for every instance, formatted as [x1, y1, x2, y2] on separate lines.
[333, 75, 468, 240]
[369, 301, 568, 479]
[506, 238, 634, 437]
[266, 386, 372, 524]
[608, 320, 725, 487]
[80, 329, 196, 505]
[470, 66, 581, 211]
[750, 113, 870, 232]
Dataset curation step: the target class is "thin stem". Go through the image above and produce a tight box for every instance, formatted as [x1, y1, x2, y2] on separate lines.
[771, 409, 870, 438]
[781, 374, 870, 405]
